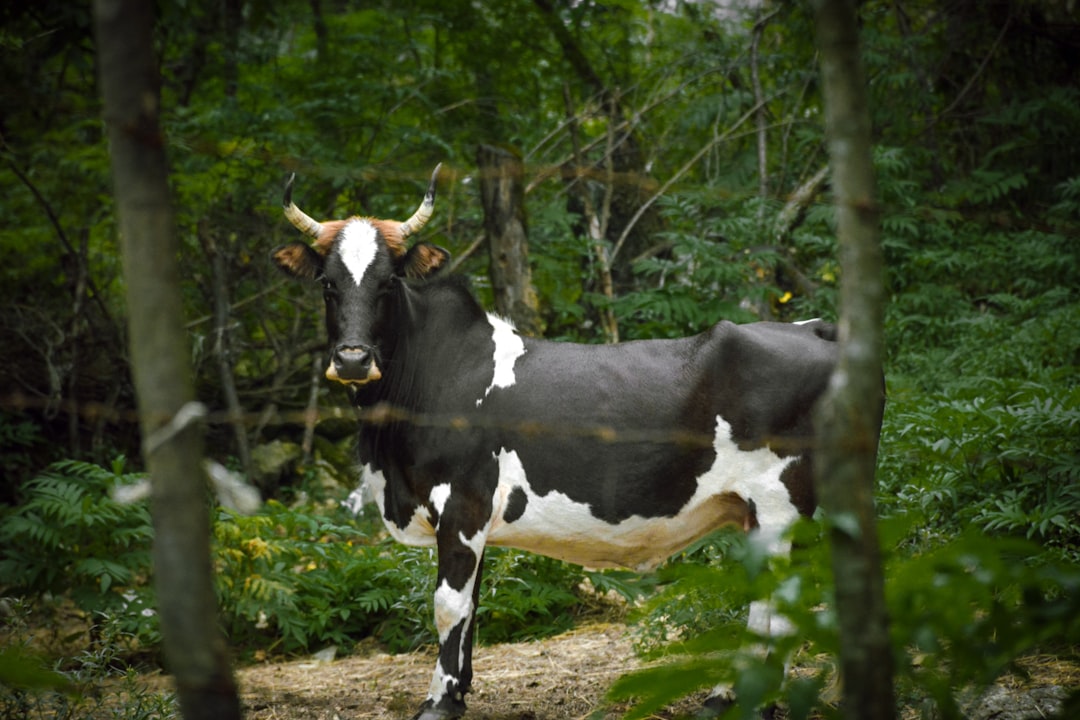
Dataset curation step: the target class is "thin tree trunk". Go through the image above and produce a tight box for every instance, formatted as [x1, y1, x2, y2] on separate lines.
[751, 12, 769, 225]
[301, 354, 322, 465]
[222, 0, 242, 99]
[531, 0, 659, 284]
[202, 228, 252, 480]
[810, 1, 894, 719]
[477, 144, 542, 336]
[774, 164, 830, 245]
[309, 0, 329, 62]
[563, 85, 619, 343]
[93, 2, 240, 718]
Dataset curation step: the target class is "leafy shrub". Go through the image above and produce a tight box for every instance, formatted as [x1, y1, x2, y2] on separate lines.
[0, 459, 159, 648]
[613, 520, 1080, 720]
[213, 500, 594, 656]
[0, 412, 49, 498]
[888, 529, 1080, 719]
[0, 603, 177, 720]
[878, 289, 1080, 561]
[1, 459, 598, 663]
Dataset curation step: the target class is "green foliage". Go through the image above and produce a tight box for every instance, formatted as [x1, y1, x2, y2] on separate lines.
[0, 604, 177, 720]
[0, 413, 50, 502]
[881, 382, 1080, 557]
[0, 459, 592, 663]
[213, 500, 592, 655]
[614, 521, 1080, 719]
[0, 459, 159, 648]
[889, 530, 1080, 719]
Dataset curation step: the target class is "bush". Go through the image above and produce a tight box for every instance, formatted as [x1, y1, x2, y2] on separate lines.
[0, 459, 597, 663]
[0, 603, 177, 720]
[0, 459, 159, 649]
[614, 520, 1080, 720]
[213, 500, 593, 656]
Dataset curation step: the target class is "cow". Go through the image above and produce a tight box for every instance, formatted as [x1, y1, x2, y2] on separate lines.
[271, 165, 851, 720]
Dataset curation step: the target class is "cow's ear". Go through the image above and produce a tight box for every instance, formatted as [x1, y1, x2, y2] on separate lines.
[401, 242, 451, 280]
[271, 242, 324, 281]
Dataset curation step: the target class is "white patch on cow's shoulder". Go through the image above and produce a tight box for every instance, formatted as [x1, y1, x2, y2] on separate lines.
[486, 417, 799, 571]
[477, 314, 525, 407]
[361, 464, 436, 546]
[339, 220, 379, 286]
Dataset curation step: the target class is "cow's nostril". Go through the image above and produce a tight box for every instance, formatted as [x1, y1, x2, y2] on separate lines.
[332, 346, 375, 381]
[336, 346, 370, 364]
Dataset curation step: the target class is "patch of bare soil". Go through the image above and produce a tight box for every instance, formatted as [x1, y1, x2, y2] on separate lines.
[229, 624, 1078, 720]
[236, 623, 692, 720]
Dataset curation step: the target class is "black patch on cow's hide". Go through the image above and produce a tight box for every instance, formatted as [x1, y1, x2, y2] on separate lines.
[503, 486, 528, 524]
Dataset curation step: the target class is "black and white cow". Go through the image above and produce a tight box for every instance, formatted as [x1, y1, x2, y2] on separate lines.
[272, 166, 847, 720]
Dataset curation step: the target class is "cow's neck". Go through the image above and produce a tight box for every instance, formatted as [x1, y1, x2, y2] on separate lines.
[354, 276, 496, 410]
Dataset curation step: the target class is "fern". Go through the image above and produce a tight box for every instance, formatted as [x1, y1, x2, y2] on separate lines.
[0, 459, 158, 652]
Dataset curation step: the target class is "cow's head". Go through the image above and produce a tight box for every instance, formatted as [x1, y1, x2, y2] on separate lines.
[272, 164, 449, 386]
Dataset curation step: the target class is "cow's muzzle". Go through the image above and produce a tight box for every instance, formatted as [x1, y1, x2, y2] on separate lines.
[326, 345, 382, 385]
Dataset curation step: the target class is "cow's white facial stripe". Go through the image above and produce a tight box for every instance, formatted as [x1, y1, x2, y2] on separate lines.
[339, 220, 379, 287]
[477, 314, 525, 406]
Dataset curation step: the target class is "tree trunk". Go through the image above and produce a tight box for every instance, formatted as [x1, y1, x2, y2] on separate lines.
[93, 2, 240, 718]
[751, 11, 770, 226]
[201, 228, 253, 480]
[810, 1, 895, 719]
[531, 0, 660, 286]
[477, 144, 542, 336]
[222, 0, 242, 99]
[562, 85, 619, 343]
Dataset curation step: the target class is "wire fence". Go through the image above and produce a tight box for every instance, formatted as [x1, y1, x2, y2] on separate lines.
[2, 388, 831, 458]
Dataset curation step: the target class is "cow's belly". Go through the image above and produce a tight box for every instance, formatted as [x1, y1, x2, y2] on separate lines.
[487, 478, 750, 571]
[487, 415, 800, 572]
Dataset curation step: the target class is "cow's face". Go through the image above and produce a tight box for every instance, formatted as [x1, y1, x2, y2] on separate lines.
[272, 166, 448, 386]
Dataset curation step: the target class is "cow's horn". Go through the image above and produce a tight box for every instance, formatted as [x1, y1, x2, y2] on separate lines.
[399, 163, 442, 239]
[282, 173, 324, 239]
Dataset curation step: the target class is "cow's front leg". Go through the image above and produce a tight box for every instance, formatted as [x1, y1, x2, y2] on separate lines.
[413, 522, 487, 720]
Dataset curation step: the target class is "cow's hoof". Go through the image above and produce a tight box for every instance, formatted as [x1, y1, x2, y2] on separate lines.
[410, 696, 467, 720]
[699, 694, 733, 718]
[699, 696, 778, 719]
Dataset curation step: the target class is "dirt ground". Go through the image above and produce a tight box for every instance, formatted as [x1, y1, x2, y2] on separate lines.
[9, 604, 1077, 720]
[229, 622, 1077, 720]
[236, 623, 685, 720]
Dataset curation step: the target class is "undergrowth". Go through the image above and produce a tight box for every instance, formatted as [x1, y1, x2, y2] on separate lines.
[0, 600, 177, 720]
[0, 463, 598, 666]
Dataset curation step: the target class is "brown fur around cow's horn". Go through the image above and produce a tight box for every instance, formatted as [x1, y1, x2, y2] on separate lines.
[282, 173, 324, 239]
[399, 163, 442, 239]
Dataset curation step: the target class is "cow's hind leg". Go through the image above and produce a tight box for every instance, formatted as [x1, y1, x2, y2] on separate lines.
[413, 523, 488, 720]
[703, 512, 797, 719]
